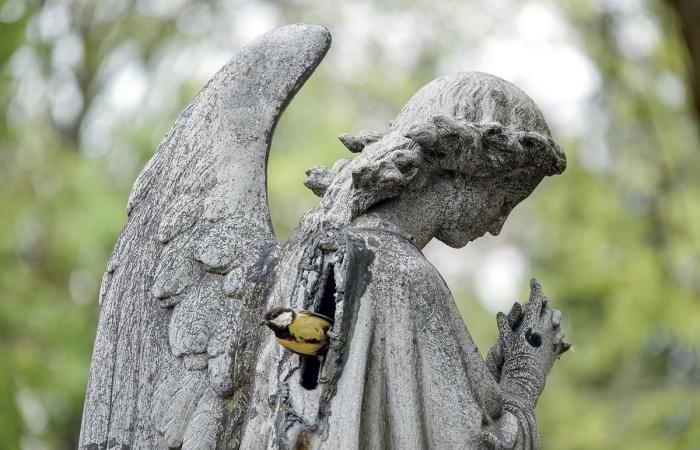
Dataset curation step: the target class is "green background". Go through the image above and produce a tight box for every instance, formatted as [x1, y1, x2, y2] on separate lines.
[1, 0, 699, 448]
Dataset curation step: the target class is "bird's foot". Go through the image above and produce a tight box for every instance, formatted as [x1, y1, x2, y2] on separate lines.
[327, 330, 344, 350]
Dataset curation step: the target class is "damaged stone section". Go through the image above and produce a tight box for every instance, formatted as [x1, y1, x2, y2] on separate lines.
[294, 230, 374, 395]
[315, 232, 374, 437]
[265, 229, 375, 447]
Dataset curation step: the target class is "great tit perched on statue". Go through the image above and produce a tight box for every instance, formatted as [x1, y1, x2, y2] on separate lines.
[261, 308, 335, 357]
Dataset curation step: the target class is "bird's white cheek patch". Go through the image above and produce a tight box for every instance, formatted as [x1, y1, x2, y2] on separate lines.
[271, 311, 293, 328]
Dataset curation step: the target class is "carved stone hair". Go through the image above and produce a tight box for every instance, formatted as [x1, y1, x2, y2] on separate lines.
[304, 72, 567, 225]
[395, 72, 566, 177]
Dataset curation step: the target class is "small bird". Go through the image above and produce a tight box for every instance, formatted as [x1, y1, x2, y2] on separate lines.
[261, 307, 334, 357]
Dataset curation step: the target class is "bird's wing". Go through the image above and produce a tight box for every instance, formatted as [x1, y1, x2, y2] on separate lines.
[80, 24, 331, 449]
[288, 315, 332, 344]
[299, 310, 335, 324]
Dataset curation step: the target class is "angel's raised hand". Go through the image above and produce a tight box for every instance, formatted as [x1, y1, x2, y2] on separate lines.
[496, 278, 570, 409]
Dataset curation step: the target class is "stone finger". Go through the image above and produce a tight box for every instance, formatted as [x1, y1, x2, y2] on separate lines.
[552, 309, 561, 327]
[506, 302, 522, 330]
[496, 312, 512, 338]
[526, 278, 548, 319]
[542, 304, 553, 322]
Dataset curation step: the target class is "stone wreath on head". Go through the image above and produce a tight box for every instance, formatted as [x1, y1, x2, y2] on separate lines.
[304, 72, 567, 222]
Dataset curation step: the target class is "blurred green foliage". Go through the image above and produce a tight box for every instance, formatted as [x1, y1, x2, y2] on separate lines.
[1, 0, 699, 449]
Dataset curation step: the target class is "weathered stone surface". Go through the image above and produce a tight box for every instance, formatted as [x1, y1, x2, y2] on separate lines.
[81, 23, 570, 450]
[79, 23, 331, 449]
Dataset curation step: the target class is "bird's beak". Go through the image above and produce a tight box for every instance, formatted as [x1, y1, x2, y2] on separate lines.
[259, 320, 266, 327]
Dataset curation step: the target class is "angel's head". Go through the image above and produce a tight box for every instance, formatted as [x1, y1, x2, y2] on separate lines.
[303, 72, 566, 247]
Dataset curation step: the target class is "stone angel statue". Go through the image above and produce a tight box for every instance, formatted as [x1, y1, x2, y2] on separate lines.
[79, 24, 570, 450]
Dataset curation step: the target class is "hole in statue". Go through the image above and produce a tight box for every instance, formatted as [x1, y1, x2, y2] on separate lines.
[300, 265, 337, 390]
[316, 265, 337, 320]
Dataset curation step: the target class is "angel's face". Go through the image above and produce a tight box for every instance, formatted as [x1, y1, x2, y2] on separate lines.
[435, 170, 542, 248]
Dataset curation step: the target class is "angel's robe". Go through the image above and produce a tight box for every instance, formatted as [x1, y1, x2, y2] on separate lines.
[241, 226, 537, 450]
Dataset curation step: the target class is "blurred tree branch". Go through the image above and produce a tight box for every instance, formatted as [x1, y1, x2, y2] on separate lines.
[665, 0, 700, 118]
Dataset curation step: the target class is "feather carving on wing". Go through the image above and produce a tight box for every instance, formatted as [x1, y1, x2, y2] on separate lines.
[80, 24, 331, 449]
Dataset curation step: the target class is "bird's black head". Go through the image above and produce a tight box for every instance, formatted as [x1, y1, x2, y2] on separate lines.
[262, 308, 295, 332]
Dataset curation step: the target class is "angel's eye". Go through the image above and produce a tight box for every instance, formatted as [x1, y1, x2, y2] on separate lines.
[525, 328, 542, 348]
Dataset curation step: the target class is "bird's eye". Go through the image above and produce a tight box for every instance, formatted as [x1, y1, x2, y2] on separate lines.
[525, 328, 542, 348]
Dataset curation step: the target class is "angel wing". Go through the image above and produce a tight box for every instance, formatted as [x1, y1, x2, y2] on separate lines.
[79, 24, 331, 450]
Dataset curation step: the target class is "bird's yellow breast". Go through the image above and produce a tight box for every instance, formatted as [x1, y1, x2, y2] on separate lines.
[276, 312, 332, 357]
